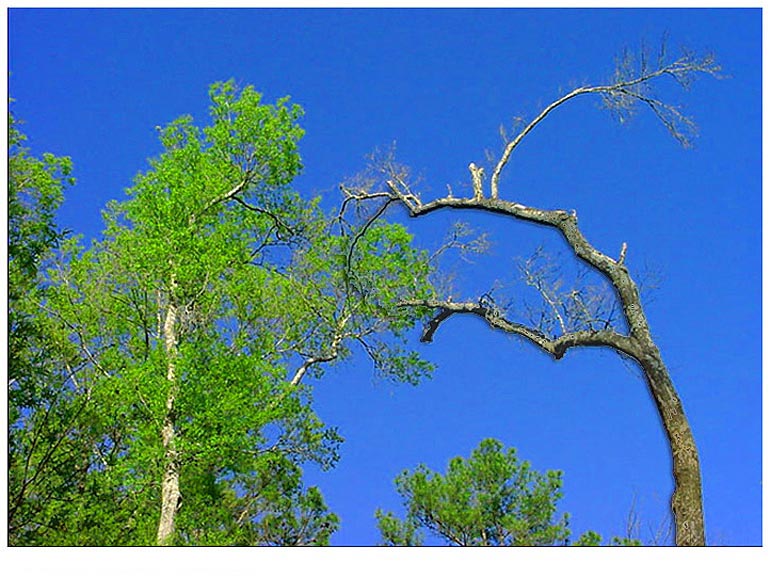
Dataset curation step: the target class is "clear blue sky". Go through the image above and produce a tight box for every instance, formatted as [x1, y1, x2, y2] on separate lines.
[8, 8, 761, 546]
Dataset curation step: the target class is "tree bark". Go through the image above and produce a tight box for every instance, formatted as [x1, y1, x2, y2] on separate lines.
[156, 292, 180, 546]
[634, 342, 705, 546]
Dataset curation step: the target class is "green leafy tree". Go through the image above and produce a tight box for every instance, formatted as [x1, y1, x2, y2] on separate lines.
[22, 81, 435, 546]
[175, 454, 339, 546]
[376, 439, 639, 546]
[8, 108, 73, 398]
[7, 108, 88, 544]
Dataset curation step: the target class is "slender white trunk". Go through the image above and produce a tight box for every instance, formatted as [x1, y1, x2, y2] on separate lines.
[156, 294, 180, 546]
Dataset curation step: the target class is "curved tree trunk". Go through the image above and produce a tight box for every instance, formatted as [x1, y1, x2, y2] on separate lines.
[606, 233, 705, 546]
[635, 345, 705, 545]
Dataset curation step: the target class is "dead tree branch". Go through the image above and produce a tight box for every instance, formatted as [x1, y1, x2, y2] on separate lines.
[344, 44, 716, 546]
[488, 47, 720, 198]
[404, 299, 639, 361]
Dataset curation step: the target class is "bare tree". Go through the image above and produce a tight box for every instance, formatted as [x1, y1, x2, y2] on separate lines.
[342, 43, 721, 546]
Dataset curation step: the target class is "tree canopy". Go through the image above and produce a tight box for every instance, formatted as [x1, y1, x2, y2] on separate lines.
[8, 82, 436, 545]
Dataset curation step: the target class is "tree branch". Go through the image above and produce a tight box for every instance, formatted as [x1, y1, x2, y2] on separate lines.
[487, 50, 720, 197]
[289, 323, 348, 387]
[404, 298, 638, 360]
[191, 178, 248, 224]
[230, 194, 298, 239]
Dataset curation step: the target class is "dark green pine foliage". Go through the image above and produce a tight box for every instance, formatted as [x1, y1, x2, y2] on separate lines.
[376, 439, 640, 546]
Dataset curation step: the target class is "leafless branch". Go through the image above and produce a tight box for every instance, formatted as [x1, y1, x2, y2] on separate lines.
[516, 247, 619, 337]
[403, 298, 638, 361]
[488, 44, 720, 198]
[429, 221, 490, 265]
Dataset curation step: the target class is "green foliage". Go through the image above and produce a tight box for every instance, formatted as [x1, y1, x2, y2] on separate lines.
[7, 109, 74, 395]
[376, 439, 638, 547]
[375, 510, 424, 546]
[176, 455, 339, 546]
[565, 530, 641, 547]
[7, 110, 73, 285]
[292, 213, 436, 385]
[9, 82, 436, 545]
[377, 439, 571, 546]
[610, 535, 643, 546]
[7, 109, 87, 545]
[572, 530, 602, 546]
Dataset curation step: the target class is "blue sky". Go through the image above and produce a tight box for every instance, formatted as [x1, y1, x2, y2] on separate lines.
[8, 8, 762, 546]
